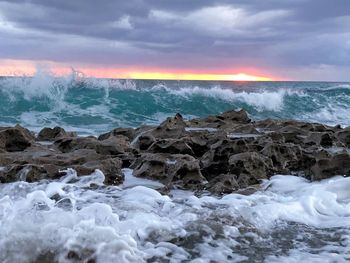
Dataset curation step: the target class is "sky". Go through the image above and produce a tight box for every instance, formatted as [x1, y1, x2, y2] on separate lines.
[0, 0, 349, 81]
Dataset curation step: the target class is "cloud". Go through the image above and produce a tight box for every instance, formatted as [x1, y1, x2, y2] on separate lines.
[0, 0, 349, 80]
[151, 6, 290, 37]
[111, 16, 133, 30]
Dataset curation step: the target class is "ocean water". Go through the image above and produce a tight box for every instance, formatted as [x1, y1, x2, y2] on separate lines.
[0, 71, 350, 135]
[1, 71, 350, 262]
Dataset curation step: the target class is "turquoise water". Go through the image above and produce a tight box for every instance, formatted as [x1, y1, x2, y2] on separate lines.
[0, 72, 349, 134]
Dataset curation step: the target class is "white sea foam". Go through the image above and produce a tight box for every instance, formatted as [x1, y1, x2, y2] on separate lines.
[267, 249, 350, 263]
[0, 170, 350, 262]
[185, 127, 218, 132]
[122, 168, 164, 189]
[0, 68, 71, 101]
[0, 68, 136, 103]
[316, 83, 350, 91]
[303, 105, 350, 127]
[160, 85, 300, 112]
[227, 133, 261, 138]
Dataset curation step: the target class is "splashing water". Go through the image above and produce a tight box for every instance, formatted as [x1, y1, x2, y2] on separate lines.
[0, 169, 350, 262]
[0, 70, 349, 135]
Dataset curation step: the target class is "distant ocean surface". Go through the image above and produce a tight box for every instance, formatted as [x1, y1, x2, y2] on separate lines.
[0, 71, 349, 135]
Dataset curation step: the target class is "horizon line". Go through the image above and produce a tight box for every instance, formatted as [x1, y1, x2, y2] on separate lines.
[0, 72, 274, 81]
[1, 74, 349, 83]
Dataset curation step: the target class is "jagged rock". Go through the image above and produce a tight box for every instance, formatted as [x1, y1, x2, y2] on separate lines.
[255, 119, 337, 133]
[132, 154, 165, 180]
[148, 139, 194, 155]
[303, 132, 334, 147]
[276, 126, 310, 145]
[95, 136, 130, 155]
[73, 157, 123, 185]
[200, 138, 259, 179]
[55, 136, 129, 155]
[34, 149, 103, 167]
[0, 164, 61, 183]
[335, 127, 350, 146]
[0, 126, 34, 152]
[229, 152, 273, 187]
[37, 127, 77, 141]
[235, 185, 261, 195]
[308, 123, 338, 132]
[260, 143, 293, 173]
[13, 124, 36, 140]
[132, 153, 206, 189]
[133, 134, 156, 150]
[151, 113, 187, 139]
[206, 174, 239, 194]
[189, 109, 251, 129]
[229, 123, 261, 134]
[219, 109, 251, 123]
[54, 137, 95, 153]
[311, 153, 350, 180]
[255, 118, 283, 131]
[0, 110, 349, 192]
[278, 125, 310, 136]
[260, 143, 314, 173]
[255, 132, 285, 144]
[184, 135, 210, 157]
[98, 128, 135, 141]
[183, 131, 224, 157]
[0, 149, 124, 185]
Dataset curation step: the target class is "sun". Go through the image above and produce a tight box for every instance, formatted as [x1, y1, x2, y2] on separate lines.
[228, 73, 271, 81]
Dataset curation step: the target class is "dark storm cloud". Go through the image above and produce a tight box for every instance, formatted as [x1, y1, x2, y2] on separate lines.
[0, 0, 349, 80]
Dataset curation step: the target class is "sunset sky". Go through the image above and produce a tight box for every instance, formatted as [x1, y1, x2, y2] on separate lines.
[0, 0, 349, 81]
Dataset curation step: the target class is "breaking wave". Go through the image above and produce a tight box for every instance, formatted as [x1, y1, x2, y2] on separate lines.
[0, 69, 349, 134]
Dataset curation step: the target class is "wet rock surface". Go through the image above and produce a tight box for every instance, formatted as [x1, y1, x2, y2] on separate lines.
[37, 127, 77, 141]
[1, 109, 349, 195]
[0, 125, 34, 152]
[131, 153, 206, 190]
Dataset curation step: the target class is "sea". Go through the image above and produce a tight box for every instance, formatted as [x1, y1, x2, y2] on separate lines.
[0, 71, 350, 262]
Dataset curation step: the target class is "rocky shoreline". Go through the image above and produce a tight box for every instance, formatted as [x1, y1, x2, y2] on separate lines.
[1, 109, 350, 195]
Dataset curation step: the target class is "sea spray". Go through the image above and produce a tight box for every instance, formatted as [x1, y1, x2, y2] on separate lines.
[0, 70, 349, 134]
[0, 169, 350, 262]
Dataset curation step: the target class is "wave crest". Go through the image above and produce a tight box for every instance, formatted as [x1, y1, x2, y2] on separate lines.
[150, 85, 301, 112]
[0, 68, 137, 101]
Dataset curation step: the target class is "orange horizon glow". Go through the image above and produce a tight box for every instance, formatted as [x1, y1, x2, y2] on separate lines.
[123, 72, 272, 81]
[0, 59, 276, 81]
